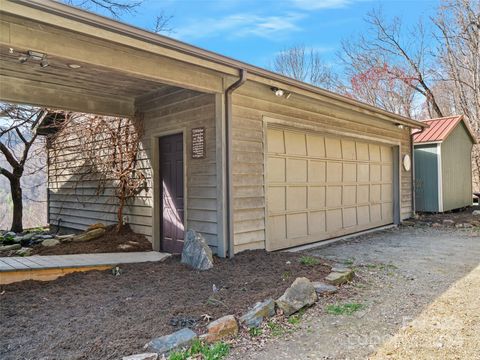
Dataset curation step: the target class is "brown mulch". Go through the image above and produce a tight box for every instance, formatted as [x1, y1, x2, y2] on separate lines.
[414, 205, 480, 226]
[0, 250, 334, 360]
[30, 225, 152, 255]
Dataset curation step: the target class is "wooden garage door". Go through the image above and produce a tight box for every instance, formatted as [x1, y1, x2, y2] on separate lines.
[267, 127, 394, 250]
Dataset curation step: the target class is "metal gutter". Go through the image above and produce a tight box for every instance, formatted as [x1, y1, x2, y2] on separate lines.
[6, 0, 427, 129]
[225, 69, 247, 258]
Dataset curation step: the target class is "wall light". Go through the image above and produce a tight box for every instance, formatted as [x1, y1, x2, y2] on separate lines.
[271, 87, 285, 97]
[396, 123, 405, 130]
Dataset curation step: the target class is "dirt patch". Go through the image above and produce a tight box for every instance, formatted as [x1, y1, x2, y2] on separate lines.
[413, 205, 480, 226]
[29, 225, 152, 255]
[0, 250, 331, 360]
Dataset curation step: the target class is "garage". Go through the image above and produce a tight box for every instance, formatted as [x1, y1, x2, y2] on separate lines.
[266, 126, 395, 250]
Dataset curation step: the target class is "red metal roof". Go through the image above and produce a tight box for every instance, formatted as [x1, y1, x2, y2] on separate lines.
[414, 115, 476, 144]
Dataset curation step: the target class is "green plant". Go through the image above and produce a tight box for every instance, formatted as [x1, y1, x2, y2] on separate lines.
[267, 321, 284, 337]
[343, 258, 355, 266]
[299, 256, 320, 266]
[281, 271, 291, 281]
[326, 303, 363, 315]
[288, 308, 305, 325]
[1, 234, 15, 245]
[169, 339, 230, 360]
[249, 327, 263, 337]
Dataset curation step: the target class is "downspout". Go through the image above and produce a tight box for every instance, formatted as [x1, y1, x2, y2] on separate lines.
[410, 128, 425, 216]
[225, 69, 247, 258]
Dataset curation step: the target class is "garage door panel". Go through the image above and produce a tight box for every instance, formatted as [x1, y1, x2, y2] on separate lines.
[286, 158, 307, 182]
[287, 186, 307, 211]
[287, 213, 308, 238]
[308, 211, 326, 234]
[267, 127, 394, 251]
[268, 157, 285, 182]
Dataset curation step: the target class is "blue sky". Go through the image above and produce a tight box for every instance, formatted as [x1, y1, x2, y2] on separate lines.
[97, 0, 438, 70]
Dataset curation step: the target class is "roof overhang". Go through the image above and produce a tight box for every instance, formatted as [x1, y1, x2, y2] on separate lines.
[0, 0, 427, 129]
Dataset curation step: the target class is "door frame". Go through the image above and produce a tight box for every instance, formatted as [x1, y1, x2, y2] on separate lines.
[263, 117, 403, 251]
[151, 128, 188, 252]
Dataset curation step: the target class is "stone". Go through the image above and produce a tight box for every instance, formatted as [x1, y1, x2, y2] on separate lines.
[181, 229, 213, 271]
[16, 247, 32, 256]
[312, 281, 338, 296]
[87, 223, 106, 231]
[4, 231, 16, 237]
[402, 220, 415, 226]
[201, 315, 238, 343]
[276, 277, 317, 317]
[56, 234, 75, 242]
[122, 353, 158, 360]
[0, 243, 21, 252]
[455, 223, 464, 228]
[239, 299, 275, 328]
[331, 264, 351, 273]
[42, 239, 60, 247]
[144, 328, 197, 355]
[39, 235, 53, 240]
[462, 223, 473, 228]
[118, 244, 133, 250]
[325, 270, 355, 285]
[442, 219, 455, 226]
[71, 228, 106, 242]
[472, 210, 480, 216]
[431, 223, 442, 228]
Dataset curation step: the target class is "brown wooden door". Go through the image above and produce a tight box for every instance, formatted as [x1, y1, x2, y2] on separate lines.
[159, 133, 184, 253]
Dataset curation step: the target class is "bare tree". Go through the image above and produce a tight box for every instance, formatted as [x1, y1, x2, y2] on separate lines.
[0, 105, 47, 232]
[341, 8, 444, 118]
[433, 0, 480, 190]
[273, 44, 339, 90]
[64, 0, 142, 18]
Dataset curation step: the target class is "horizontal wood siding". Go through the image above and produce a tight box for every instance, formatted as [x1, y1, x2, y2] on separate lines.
[48, 88, 219, 250]
[231, 81, 413, 253]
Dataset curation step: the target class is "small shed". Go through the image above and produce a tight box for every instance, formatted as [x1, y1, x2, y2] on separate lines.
[414, 115, 477, 212]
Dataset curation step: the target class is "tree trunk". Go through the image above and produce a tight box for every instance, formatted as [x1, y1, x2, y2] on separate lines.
[10, 175, 23, 233]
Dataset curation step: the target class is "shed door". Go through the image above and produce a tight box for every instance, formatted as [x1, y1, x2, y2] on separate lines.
[266, 127, 394, 251]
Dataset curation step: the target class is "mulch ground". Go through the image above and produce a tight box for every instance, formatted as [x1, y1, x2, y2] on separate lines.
[30, 225, 153, 255]
[0, 250, 331, 360]
[414, 205, 480, 226]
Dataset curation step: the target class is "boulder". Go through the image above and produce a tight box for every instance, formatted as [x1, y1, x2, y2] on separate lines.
[201, 315, 238, 343]
[472, 210, 480, 216]
[42, 239, 60, 247]
[144, 328, 197, 355]
[312, 281, 338, 296]
[325, 269, 355, 285]
[0, 243, 21, 252]
[181, 230, 213, 271]
[122, 353, 158, 360]
[71, 228, 106, 242]
[239, 298, 275, 328]
[16, 247, 32, 256]
[4, 231, 16, 238]
[87, 223, 106, 231]
[276, 277, 317, 317]
[56, 234, 75, 242]
[442, 219, 455, 226]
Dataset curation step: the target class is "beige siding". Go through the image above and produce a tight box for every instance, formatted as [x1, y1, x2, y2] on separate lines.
[48, 88, 220, 251]
[231, 81, 412, 253]
[441, 122, 474, 211]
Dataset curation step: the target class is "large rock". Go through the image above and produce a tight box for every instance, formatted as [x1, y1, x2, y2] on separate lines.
[71, 228, 106, 242]
[325, 269, 355, 285]
[144, 328, 197, 355]
[41, 239, 60, 247]
[239, 298, 275, 328]
[0, 243, 21, 252]
[201, 315, 238, 343]
[122, 353, 158, 360]
[312, 281, 338, 296]
[181, 230, 213, 271]
[16, 247, 32, 256]
[472, 210, 480, 216]
[276, 277, 317, 317]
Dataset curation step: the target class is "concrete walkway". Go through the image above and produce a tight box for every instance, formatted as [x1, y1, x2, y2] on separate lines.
[0, 252, 170, 284]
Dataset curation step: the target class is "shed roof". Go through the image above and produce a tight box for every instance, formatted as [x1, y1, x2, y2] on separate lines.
[414, 115, 477, 144]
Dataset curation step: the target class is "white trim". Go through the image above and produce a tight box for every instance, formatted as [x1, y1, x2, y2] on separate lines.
[414, 141, 442, 146]
[437, 143, 444, 212]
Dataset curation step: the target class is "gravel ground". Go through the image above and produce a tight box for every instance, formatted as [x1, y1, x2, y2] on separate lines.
[228, 226, 480, 360]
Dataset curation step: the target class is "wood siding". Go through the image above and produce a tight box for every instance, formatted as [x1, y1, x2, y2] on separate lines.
[231, 81, 413, 253]
[414, 145, 439, 212]
[441, 122, 474, 211]
[48, 88, 220, 252]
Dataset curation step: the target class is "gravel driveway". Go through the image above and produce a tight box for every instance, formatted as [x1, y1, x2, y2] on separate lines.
[229, 226, 480, 360]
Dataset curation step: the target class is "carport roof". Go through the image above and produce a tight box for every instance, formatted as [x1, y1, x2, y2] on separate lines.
[414, 115, 478, 144]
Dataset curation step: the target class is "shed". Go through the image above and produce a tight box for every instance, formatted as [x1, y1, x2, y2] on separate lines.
[414, 116, 477, 212]
[0, 0, 427, 256]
